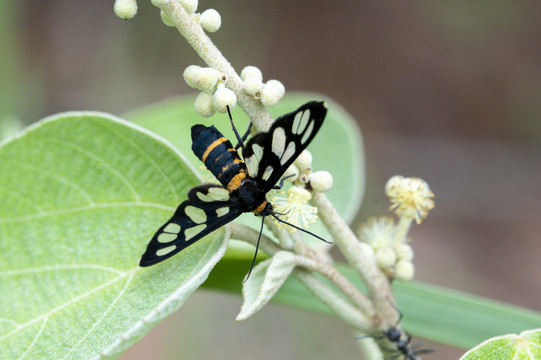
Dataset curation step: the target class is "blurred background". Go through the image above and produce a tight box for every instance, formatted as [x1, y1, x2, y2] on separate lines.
[2, 1, 540, 359]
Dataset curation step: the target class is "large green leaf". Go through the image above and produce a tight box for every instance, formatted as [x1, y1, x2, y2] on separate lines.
[0, 112, 229, 359]
[124, 93, 365, 242]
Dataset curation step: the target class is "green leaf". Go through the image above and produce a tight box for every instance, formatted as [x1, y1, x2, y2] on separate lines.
[124, 93, 365, 241]
[204, 256, 541, 350]
[0, 112, 229, 359]
[460, 328, 541, 360]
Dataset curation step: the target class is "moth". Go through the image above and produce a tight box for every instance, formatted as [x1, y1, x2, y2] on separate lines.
[139, 101, 328, 272]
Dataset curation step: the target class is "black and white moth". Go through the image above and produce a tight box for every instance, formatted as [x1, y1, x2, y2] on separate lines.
[139, 101, 328, 269]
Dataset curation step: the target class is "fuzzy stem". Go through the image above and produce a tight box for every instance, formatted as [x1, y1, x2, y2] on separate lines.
[159, 1, 273, 130]
[293, 268, 373, 332]
[294, 241, 374, 315]
[311, 192, 397, 328]
[393, 216, 412, 245]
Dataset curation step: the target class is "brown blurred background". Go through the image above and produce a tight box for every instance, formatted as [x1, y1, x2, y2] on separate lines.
[2, 1, 540, 359]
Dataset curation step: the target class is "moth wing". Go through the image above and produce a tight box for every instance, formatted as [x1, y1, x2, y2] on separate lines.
[242, 101, 327, 192]
[139, 184, 242, 266]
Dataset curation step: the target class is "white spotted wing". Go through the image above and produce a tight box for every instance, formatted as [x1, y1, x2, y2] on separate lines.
[242, 101, 327, 192]
[140, 184, 242, 266]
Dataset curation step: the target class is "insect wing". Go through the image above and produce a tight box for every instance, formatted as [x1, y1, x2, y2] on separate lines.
[242, 101, 327, 192]
[139, 184, 242, 266]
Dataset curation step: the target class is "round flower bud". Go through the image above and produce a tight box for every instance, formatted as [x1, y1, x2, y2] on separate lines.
[151, 0, 168, 7]
[194, 92, 215, 118]
[309, 171, 333, 193]
[394, 244, 414, 261]
[294, 150, 312, 172]
[200, 9, 221, 32]
[160, 9, 175, 27]
[183, 66, 222, 92]
[114, 0, 138, 19]
[283, 164, 300, 183]
[243, 77, 263, 97]
[240, 66, 263, 82]
[395, 260, 415, 281]
[260, 80, 285, 106]
[179, 0, 198, 14]
[375, 248, 397, 269]
[212, 87, 237, 113]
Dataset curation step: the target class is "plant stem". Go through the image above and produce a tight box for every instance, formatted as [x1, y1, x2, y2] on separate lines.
[160, 1, 274, 130]
[311, 192, 397, 328]
[293, 268, 373, 332]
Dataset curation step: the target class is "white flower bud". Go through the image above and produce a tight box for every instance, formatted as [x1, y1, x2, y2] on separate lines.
[241, 66, 263, 82]
[212, 87, 237, 113]
[160, 10, 175, 27]
[151, 0, 168, 7]
[183, 65, 222, 92]
[200, 9, 221, 32]
[114, 0, 138, 19]
[194, 92, 215, 118]
[375, 248, 397, 269]
[283, 164, 300, 183]
[260, 80, 285, 106]
[395, 260, 415, 281]
[293, 150, 312, 171]
[179, 0, 198, 14]
[394, 244, 414, 261]
[243, 77, 263, 97]
[309, 171, 333, 193]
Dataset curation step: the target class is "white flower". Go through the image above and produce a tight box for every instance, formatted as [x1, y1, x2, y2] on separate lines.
[271, 187, 317, 232]
[385, 175, 434, 224]
[358, 217, 396, 250]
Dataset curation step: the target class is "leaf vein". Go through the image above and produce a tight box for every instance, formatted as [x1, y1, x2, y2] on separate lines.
[0, 202, 175, 224]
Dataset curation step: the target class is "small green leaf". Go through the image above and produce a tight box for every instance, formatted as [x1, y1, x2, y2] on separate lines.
[0, 112, 229, 359]
[124, 93, 365, 237]
[236, 251, 298, 321]
[460, 328, 541, 360]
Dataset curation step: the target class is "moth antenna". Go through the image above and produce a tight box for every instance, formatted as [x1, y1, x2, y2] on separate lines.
[243, 214, 266, 282]
[270, 212, 332, 244]
[226, 105, 250, 151]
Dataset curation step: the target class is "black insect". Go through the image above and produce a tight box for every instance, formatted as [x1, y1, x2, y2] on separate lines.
[139, 101, 329, 277]
[357, 301, 433, 360]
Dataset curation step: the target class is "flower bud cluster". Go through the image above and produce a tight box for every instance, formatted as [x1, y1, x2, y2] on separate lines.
[357, 217, 415, 281]
[288, 150, 332, 193]
[241, 66, 285, 107]
[155, 0, 221, 33]
[184, 65, 236, 117]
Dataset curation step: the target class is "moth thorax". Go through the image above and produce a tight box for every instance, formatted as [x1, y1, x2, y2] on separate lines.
[235, 178, 266, 212]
